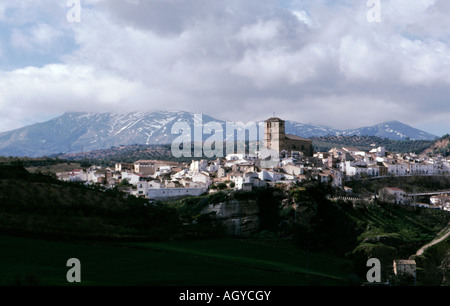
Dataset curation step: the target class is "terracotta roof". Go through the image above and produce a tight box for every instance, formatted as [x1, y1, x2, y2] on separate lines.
[384, 187, 404, 192]
[285, 134, 312, 142]
[265, 117, 284, 122]
[394, 259, 416, 265]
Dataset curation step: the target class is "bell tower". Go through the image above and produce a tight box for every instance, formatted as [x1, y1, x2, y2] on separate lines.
[264, 117, 286, 153]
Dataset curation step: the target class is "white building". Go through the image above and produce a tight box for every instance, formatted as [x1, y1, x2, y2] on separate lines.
[331, 171, 344, 188]
[179, 179, 207, 188]
[86, 168, 107, 183]
[216, 167, 226, 179]
[344, 161, 372, 177]
[121, 171, 145, 185]
[156, 165, 172, 176]
[232, 173, 267, 191]
[258, 169, 285, 182]
[383, 162, 409, 176]
[190, 160, 208, 173]
[147, 187, 206, 200]
[68, 169, 87, 182]
[379, 187, 408, 204]
[409, 162, 434, 175]
[192, 172, 212, 186]
[282, 164, 304, 176]
[172, 168, 188, 180]
[233, 175, 253, 191]
[369, 146, 386, 158]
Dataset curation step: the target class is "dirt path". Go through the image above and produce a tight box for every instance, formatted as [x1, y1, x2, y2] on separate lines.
[416, 222, 450, 256]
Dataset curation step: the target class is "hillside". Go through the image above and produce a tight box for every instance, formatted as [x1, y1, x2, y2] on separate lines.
[59, 144, 180, 165]
[414, 234, 450, 286]
[0, 164, 182, 241]
[421, 134, 450, 156]
[311, 135, 434, 154]
[283, 183, 450, 285]
[1, 166, 449, 285]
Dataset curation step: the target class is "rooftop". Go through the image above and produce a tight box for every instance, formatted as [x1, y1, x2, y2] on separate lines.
[265, 117, 284, 122]
[394, 259, 416, 265]
[285, 134, 312, 142]
[384, 187, 405, 192]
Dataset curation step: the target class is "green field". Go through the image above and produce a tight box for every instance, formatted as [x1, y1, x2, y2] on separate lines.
[0, 235, 355, 286]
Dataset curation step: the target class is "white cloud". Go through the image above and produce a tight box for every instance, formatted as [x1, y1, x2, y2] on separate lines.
[31, 23, 63, 46]
[236, 19, 282, 44]
[0, 3, 6, 21]
[10, 23, 64, 53]
[0, 0, 449, 137]
[0, 64, 150, 131]
[292, 10, 312, 27]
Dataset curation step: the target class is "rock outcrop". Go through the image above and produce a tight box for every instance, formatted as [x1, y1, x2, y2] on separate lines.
[201, 200, 259, 237]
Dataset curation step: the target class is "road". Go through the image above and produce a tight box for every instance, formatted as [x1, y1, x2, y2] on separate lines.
[416, 222, 450, 256]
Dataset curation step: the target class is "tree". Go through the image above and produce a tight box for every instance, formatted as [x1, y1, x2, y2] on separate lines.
[119, 178, 131, 187]
[217, 183, 227, 190]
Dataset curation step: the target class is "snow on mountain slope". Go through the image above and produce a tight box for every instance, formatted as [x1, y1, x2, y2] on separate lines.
[0, 113, 437, 157]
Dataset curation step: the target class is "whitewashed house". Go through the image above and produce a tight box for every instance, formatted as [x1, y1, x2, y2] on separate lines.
[147, 187, 206, 200]
[68, 169, 87, 182]
[192, 172, 212, 187]
[258, 169, 284, 181]
[156, 165, 172, 176]
[190, 160, 208, 173]
[173, 168, 189, 180]
[282, 164, 304, 176]
[216, 167, 226, 179]
[344, 161, 370, 177]
[121, 171, 145, 185]
[409, 162, 433, 175]
[383, 162, 409, 176]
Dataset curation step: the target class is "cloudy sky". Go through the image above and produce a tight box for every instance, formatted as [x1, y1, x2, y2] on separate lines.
[0, 0, 449, 136]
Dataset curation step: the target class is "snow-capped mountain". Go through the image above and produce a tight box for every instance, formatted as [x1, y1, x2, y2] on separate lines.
[284, 121, 339, 138]
[0, 111, 222, 157]
[0, 112, 438, 157]
[336, 121, 437, 140]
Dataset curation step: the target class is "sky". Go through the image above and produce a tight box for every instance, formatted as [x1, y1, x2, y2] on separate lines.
[0, 0, 449, 137]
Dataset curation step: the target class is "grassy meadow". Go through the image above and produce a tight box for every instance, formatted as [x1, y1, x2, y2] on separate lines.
[0, 235, 355, 286]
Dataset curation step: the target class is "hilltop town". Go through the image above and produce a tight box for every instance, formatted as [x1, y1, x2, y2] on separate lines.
[55, 117, 450, 211]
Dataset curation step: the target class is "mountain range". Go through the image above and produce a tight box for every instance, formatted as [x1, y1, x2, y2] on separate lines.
[0, 111, 438, 157]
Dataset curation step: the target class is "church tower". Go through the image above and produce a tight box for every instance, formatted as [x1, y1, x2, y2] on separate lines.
[264, 117, 286, 153]
[263, 116, 313, 157]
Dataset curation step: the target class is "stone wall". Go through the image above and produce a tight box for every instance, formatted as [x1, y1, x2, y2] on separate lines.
[201, 200, 260, 237]
[281, 138, 313, 156]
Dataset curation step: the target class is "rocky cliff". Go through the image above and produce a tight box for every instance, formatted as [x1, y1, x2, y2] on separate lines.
[201, 200, 260, 237]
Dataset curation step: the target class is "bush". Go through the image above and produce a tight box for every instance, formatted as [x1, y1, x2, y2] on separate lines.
[217, 183, 227, 190]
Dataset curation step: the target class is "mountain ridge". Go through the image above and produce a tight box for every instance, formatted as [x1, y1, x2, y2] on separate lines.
[0, 111, 438, 157]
